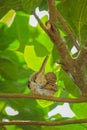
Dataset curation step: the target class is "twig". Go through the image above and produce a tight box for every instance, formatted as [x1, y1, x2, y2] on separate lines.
[0, 94, 87, 103]
[33, 12, 48, 34]
[56, 10, 80, 51]
[0, 119, 87, 126]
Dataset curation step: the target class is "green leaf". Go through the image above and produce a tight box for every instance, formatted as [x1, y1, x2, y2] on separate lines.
[56, 124, 87, 130]
[36, 100, 53, 108]
[71, 103, 87, 118]
[7, 40, 20, 50]
[8, 13, 30, 51]
[57, 0, 87, 44]
[36, 27, 53, 53]
[51, 46, 61, 65]
[6, 126, 16, 130]
[0, 57, 18, 80]
[49, 113, 62, 120]
[0, 80, 20, 93]
[3, 98, 45, 121]
[0, 22, 15, 50]
[39, 0, 48, 11]
[21, 0, 42, 14]
[24, 45, 48, 71]
[0, 0, 42, 19]
[58, 69, 82, 97]
[0, 50, 25, 66]
[0, 9, 16, 27]
[1, 11, 30, 51]
[0, 0, 22, 18]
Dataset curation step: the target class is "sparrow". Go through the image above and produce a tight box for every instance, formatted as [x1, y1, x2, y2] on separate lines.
[28, 56, 58, 96]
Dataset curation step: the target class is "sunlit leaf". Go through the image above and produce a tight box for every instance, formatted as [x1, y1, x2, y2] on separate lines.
[71, 103, 87, 118]
[0, 9, 16, 27]
[24, 45, 48, 71]
[37, 100, 54, 108]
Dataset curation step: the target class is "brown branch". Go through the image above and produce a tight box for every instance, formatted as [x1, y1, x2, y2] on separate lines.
[0, 119, 87, 126]
[33, 0, 87, 95]
[46, 0, 87, 96]
[0, 94, 87, 103]
[47, 0, 80, 52]
[47, 0, 57, 22]
[47, 0, 72, 61]
[56, 10, 80, 51]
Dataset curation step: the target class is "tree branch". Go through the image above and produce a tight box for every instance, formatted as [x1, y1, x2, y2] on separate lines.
[46, 0, 87, 96]
[0, 94, 87, 103]
[47, 0, 80, 52]
[33, 0, 87, 95]
[0, 119, 87, 126]
[47, 0, 73, 61]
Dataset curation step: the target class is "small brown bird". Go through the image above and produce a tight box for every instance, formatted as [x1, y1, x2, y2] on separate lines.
[28, 56, 58, 96]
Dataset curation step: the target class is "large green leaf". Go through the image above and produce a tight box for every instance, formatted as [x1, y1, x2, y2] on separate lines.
[0, 98, 44, 130]
[0, 22, 15, 50]
[0, 66, 31, 94]
[0, 50, 25, 66]
[21, 0, 41, 13]
[36, 32, 53, 53]
[0, 57, 18, 80]
[0, 12, 33, 51]
[0, 0, 42, 19]
[57, 0, 87, 44]
[36, 26, 53, 52]
[0, 80, 20, 93]
[24, 45, 49, 71]
[0, 49, 30, 93]
[58, 69, 81, 97]
[71, 103, 87, 118]
[39, 0, 48, 11]
[2, 98, 45, 121]
[0, 0, 21, 18]
[8, 13, 30, 51]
